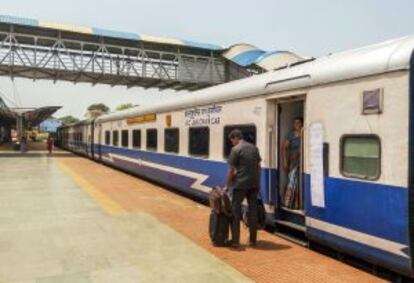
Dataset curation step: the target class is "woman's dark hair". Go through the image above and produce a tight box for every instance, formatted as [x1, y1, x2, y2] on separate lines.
[294, 117, 304, 124]
[228, 129, 244, 140]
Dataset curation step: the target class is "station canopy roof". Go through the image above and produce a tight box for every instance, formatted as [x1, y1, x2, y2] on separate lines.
[14, 106, 62, 127]
[0, 97, 16, 124]
[0, 15, 306, 72]
[0, 97, 61, 127]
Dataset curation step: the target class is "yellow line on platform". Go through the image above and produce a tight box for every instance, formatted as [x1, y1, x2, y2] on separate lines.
[57, 162, 126, 216]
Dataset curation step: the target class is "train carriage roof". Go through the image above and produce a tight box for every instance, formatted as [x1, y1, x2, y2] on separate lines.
[58, 118, 94, 129]
[97, 35, 414, 123]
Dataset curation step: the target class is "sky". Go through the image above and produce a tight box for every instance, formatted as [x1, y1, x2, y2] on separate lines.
[1, 0, 414, 118]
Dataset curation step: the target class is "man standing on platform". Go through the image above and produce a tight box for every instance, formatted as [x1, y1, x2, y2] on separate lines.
[225, 129, 262, 247]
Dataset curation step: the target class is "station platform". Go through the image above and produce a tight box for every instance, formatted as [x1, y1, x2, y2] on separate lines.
[0, 141, 57, 152]
[0, 150, 384, 282]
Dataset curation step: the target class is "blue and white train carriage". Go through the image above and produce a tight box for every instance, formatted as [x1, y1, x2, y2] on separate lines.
[58, 35, 414, 276]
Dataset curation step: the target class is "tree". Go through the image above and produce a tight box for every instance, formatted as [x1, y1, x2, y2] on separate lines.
[116, 103, 134, 111]
[58, 115, 80, 125]
[86, 103, 110, 118]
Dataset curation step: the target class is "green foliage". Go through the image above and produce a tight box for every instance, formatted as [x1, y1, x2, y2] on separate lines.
[116, 103, 134, 111]
[86, 103, 110, 118]
[87, 103, 110, 113]
[58, 115, 80, 125]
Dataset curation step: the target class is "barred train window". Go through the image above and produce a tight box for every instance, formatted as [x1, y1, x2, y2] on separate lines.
[146, 129, 158, 151]
[223, 125, 257, 158]
[165, 128, 179, 153]
[189, 127, 209, 157]
[341, 135, 380, 180]
[112, 131, 119, 147]
[132, 130, 141, 148]
[105, 131, 110, 145]
[121, 130, 129, 147]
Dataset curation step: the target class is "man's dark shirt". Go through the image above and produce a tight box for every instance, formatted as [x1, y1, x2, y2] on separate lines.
[228, 140, 262, 190]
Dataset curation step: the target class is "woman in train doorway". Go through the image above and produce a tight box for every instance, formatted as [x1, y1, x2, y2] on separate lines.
[282, 117, 303, 209]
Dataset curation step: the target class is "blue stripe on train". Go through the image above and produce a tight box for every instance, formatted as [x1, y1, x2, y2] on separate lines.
[304, 174, 409, 245]
[99, 144, 277, 204]
[105, 153, 209, 199]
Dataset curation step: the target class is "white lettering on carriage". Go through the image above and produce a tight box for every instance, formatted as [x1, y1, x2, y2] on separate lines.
[101, 153, 211, 193]
[184, 104, 222, 126]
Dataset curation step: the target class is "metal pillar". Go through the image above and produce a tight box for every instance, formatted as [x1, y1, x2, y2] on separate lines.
[16, 114, 24, 141]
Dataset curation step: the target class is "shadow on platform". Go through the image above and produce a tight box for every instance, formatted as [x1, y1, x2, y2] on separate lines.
[230, 240, 292, 252]
[251, 240, 292, 251]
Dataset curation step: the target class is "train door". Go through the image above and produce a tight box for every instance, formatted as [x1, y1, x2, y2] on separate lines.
[97, 123, 102, 161]
[274, 98, 306, 237]
[90, 121, 95, 159]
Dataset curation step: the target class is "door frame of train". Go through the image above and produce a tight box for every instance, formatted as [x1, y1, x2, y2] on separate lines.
[408, 50, 414, 268]
[274, 95, 306, 212]
[91, 121, 95, 160]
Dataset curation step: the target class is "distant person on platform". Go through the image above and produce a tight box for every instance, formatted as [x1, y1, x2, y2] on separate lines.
[225, 129, 262, 248]
[47, 135, 54, 154]
[20, 136, 27, 153]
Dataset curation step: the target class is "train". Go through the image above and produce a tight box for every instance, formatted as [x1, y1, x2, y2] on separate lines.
[57, 35, 414, 276]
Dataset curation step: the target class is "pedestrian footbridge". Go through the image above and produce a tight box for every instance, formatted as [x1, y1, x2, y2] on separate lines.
[0, 15, 304, 91]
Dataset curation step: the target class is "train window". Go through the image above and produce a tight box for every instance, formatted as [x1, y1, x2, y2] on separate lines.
[341, 135, 381, 180]
[132, 130, 141, 148]
[146, 129, 158, 151]
[223, 125, 257, 158]
[105, 131, 110, 145]
[165, 128, 179, 153]
[189, 127, 209, 157]
[112, 130, 119, 147]
[121, 130, 129, 147]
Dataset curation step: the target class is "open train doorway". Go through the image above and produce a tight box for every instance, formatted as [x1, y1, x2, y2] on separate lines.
[275, 98, 305, 233]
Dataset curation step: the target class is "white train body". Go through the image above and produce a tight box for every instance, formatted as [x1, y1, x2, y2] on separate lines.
[58, 35, 414, 276]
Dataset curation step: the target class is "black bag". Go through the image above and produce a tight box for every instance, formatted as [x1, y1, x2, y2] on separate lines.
[242, 197, 266, 230]
[257, 198, 266, 229]
[209, 211, 230, 247]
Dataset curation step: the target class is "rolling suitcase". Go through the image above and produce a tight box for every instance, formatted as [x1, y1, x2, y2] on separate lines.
[208, 186, 231, 247]
[209, 211, 230, 247]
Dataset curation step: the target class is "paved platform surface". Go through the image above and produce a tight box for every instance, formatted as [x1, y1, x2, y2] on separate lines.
[0, 150, 385, 282]
[0, 141, 48, 151]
